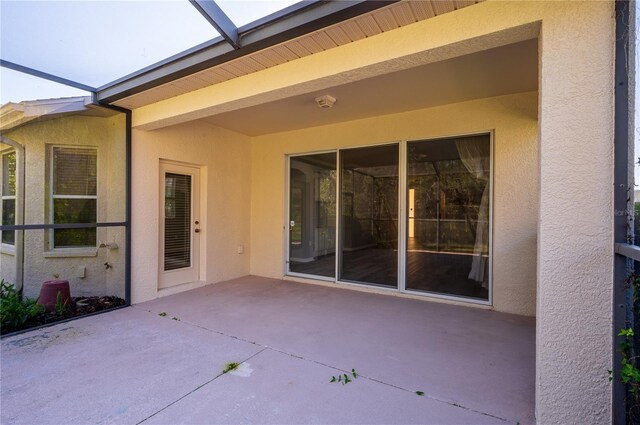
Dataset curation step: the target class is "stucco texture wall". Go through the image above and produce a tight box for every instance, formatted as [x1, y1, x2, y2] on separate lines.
[127, 1, 616, 422]
[250, 92, 539, 317]
[131, 121, 251, 304]
[535, 2, 615, 423]
[0, 114, 126, 299]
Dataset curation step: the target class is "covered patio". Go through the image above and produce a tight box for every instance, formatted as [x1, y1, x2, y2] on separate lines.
[1, 276, 534, 424]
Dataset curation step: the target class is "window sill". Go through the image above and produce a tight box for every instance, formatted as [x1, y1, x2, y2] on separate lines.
[0, 244, 16, 256]
[44, 248, 98, 258]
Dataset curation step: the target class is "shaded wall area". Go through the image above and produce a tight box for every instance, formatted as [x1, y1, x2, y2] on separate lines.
[1, 113, 126, 299]
[250, 92, 539, 316]
[131, 120, 251, 303]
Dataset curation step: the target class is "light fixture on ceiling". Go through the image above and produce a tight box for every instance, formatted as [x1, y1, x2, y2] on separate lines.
[315, 94, 336, 108]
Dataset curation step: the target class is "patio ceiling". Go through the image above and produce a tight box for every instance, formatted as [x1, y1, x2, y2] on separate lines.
[201, 38, 538, 136]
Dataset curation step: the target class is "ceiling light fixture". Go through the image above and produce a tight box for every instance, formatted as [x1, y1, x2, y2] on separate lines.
[315, 95, 336, 108]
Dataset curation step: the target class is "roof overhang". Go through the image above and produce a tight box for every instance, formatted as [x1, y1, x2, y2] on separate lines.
[96, 1, 399, 104]
[0, 96, 116, 131]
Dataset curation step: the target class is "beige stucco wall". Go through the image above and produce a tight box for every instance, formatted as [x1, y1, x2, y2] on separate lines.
[130, 120, 251, 304]
[127, 1, 616, 422]
[0, 114, 126, 299]
[536, 2, 615, 423]
[250, 91, 539, 317]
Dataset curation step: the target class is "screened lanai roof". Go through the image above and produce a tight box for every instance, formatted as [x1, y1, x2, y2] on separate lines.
[1, 1, 219, 87]
[0, 1, 481, 107]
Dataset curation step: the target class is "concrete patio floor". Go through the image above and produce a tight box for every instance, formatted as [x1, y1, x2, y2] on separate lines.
[1, 276, 535, 424]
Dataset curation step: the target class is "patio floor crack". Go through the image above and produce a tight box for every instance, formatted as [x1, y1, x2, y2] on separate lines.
[136, 346, 269, 425]
[135, 306, 511, 424]
[266, 346, 510, 423]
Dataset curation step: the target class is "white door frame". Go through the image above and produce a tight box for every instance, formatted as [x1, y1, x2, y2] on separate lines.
[158, 161, 202, 289]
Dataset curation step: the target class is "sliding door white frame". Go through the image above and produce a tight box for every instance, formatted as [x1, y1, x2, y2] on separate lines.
[284, 131, 493, 307]
[401, 131, 494, 306]
[398, 141, 408, 293]
[285, 150, 337, 282]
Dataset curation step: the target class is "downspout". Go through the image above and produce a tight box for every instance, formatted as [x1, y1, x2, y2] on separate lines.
[0, 135, 25, 293]
[613, 0, 634, 423]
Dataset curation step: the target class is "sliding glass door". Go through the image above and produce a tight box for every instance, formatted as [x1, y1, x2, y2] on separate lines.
[288, 153, 337, 278]
[339, 145, 398, 288]
[406, 135, 490, 300]
[286, 134, 491, 303]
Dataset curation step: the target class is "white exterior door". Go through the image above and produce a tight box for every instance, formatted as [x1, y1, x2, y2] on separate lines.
[159, 162, 201, 289]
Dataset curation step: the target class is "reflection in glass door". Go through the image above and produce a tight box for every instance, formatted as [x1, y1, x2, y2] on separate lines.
[339, 144, 399, 288]
[288, 153, 337, 278]
[406, 135, 490, 300]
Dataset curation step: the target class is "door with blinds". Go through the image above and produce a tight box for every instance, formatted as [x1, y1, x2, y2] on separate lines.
[159, 161, 201, 289]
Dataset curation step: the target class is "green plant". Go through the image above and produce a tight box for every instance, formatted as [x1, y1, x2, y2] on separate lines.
[618, 272, 640, 423]
[615, 326, 640, 423]
[330, 368, 358, 385]
[0, 280, 44, 332]
[172, 316, 180, 321]
[415, 391, 425, 396]
[158, 312, 167, 317]
[54, 292, 69, 315]
[223, 362, 240, 373]
[618, 328, 640, 388]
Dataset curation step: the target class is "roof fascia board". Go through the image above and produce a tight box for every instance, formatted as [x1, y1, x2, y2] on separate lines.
[96, 0, 398, 104]
[237, 1, 318, 33]
[239, 0, 385, 45]
[189, 0, 240, 49]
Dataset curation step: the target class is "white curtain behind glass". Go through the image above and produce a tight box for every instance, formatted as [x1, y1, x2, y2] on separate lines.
[455, 138, 490, 286]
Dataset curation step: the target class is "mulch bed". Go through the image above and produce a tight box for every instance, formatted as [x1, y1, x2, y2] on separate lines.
[2, 296, 125, 335]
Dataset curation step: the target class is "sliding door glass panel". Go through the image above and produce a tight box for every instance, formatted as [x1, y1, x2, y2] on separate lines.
[288, 153, 337, 278]
[340, 144, 398, 288]
[406, 135, 490, 300]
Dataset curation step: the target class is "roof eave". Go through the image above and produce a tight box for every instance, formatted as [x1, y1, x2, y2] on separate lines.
[96, 0, 398, 104]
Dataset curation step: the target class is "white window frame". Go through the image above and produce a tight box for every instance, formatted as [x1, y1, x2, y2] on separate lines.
[48, 145, 98, 251]
[1, 149, 16, 252]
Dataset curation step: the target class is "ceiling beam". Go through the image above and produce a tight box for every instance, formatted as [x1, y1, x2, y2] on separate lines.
[189, 0, 240, 49]
[96, 0, 398, 104]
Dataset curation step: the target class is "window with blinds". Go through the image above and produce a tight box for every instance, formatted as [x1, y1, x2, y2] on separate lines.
[164, 173, 192, 271]
[50, 146, 97, 248]
[1, 151, 16, 245]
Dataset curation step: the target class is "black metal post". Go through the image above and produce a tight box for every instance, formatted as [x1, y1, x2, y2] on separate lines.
[614, 1, 633, 423]
[93, 102, 132, 307]
[0, 60, 97, 92]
